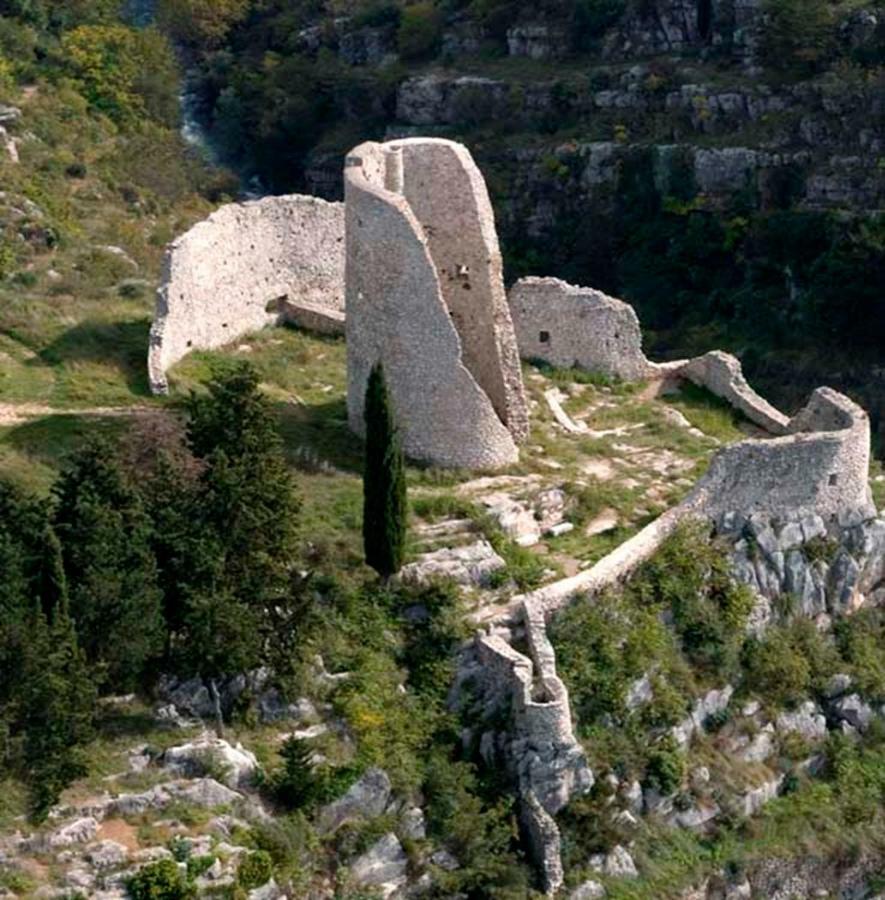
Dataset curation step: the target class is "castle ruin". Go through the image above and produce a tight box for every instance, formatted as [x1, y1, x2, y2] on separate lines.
[344, 138, 528, 469]
[147, 136, 881, 894]
[148, 195, 345, 395]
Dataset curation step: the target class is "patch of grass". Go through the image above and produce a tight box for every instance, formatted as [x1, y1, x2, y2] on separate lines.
[0, 414, 127, 493]
[664, 382, 747, 443]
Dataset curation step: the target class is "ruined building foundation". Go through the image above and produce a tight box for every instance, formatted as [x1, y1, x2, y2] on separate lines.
[344, 138, 528, 469]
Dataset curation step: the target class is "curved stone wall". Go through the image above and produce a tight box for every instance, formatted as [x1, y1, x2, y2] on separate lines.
[148, 195, 345, 394]
[694, 386, 875, 522]
[344, 139, 527, 469]
[474, 387, 874, 892]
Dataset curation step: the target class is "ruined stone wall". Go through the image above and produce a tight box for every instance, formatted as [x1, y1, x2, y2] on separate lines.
[148, 195, 345, 394]
[474, 385, 875, 890]
[507, 278, 796, 436]
[398, 141, 528, 441]
[344, 138, 527, 469]
[694, 387, 875, 522]
[679, 350, 790, 434]
[508, 277, 655, 381]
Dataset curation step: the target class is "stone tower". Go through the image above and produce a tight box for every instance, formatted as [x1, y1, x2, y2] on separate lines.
[344, 138, 528, 469]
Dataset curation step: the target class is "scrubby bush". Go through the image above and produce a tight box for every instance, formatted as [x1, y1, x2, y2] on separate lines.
[127, 859, 196, 900]
[237, 850, 274, 890]
[644, 735, 685, 795]
[397, 2, 443, 59]
[743, 630, 812, 707]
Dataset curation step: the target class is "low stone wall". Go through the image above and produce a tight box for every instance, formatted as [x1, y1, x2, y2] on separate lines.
[345, 139, 527, 469]
[678, 350, 789, 434]
[148, 195, 345, 394]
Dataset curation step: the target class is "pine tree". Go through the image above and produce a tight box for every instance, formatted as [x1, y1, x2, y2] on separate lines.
[362, 363, 407, 578]
[274, 735, 316, 810]
[36, 525, 67, 620]
[52, 437, 164, 691]
[176, 363, 302, 688]
[21, 601, 96, 821]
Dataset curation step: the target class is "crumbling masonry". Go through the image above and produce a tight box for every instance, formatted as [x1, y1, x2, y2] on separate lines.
[148, 195, 345, 395]
[344, 138, 529, 468]
[148, 139, 880, 892]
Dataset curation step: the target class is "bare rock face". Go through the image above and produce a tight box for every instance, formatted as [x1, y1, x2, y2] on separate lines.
[589, 844, 638, 878]
[161, 735, 259, 789]
[569, 879, 606, 899]
[724, 509, 885, 620]
[775, 702, 827, 743]
[317, 768, 392, 834]
[400, 540, 506, 587]
[348, 833, 408, 897]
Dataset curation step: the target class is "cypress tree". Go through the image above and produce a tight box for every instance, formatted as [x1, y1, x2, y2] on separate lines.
[362, 363, 407, 578]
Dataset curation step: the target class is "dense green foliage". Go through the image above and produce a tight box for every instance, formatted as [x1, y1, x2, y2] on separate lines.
[362, 363, 407, 578]
[127, 858, 197, 900]
[0, 364, 308, 816]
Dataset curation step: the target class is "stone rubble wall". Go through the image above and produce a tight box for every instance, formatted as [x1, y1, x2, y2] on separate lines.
[474, 385, 875, 892]
[506, 277, 799, 436]
[694, 387, 875, 522]
[508, 277, 655, 381]
[678, 350, 790, 433]
[148, 195, 345, 394]
[344, 138, 526, 469]
[396, 140, 528, 442]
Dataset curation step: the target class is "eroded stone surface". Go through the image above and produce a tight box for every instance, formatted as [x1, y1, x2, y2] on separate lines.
[149, 195, 344, 394]
[345, 138, 527, 469]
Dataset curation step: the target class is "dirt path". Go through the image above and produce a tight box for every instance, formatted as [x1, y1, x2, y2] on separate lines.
[0, 403, 164, 427]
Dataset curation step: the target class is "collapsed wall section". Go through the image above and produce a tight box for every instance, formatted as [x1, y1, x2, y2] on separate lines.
[148, 195, 345, 394]
[680, 350, 789, 434]
[345, 139, 526, 469]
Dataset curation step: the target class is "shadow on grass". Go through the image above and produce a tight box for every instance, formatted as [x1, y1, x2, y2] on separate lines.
[32, 317, 153, 398]
[3, 414, 126, 472]
[276, 397, 364, 474]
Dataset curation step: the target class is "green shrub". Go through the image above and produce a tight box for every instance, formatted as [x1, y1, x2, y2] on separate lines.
[644, 735, 685, 795]
[835, 609, 885, 698]
[126, 859, 195, 900]
[397, 2, 443, 60]
[237, 850, 273, 890]
[760, 0, 835, 72]
[743, 630, 811, 706]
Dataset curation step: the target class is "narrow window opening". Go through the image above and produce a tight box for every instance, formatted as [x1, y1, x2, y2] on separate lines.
[539, 330, 550, 344]
[828, 473, 839, 486]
